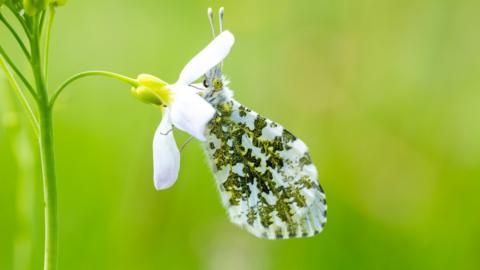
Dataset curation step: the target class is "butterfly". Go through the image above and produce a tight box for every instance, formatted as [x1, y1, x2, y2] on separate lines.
[143, 7, 327, 239]
[192, 8, 328, 239]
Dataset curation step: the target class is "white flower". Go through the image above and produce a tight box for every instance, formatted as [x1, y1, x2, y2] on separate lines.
[132, 31, 235, 190]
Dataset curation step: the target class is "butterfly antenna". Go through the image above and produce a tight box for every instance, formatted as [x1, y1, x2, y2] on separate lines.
[207, 7, 216, 39]
[219, 7, 224, 33]
[218, 7, 225, 70]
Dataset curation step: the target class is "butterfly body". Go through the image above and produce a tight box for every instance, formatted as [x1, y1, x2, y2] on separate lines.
[202, 82, 327, 239]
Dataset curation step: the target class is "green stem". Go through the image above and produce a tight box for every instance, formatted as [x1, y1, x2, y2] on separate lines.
[44, 7, 55, 82]
[38, 106, 57, 270]
[0, 13, 31, 59]
[6, 6, 31, 37]
[38, 10, 47, 35]
[0, 45, 37, 99]
[0, 56, 40, 136]
[2, 8, 139, 270]
[29, 22, 58, 270]
[50, 70, 138, 108]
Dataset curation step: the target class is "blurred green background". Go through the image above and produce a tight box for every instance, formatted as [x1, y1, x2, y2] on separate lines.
[1, 0, 480, 269]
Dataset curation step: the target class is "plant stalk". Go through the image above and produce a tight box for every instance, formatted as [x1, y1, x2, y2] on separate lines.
[38, 106, 57, 270]
[30, 21, 58, 270]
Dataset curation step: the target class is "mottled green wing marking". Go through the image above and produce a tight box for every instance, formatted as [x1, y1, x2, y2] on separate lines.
[203, 99, 327, 239]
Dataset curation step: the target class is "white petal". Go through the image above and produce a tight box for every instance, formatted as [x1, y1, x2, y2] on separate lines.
[169, 84, 216, 141]
[153, 111, 180, 190]
[177, 31, 235, 85]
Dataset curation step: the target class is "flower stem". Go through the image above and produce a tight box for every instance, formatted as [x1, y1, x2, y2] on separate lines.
[0, 45, 36, 98]
[44, 8, 55, 82]
[38, 105, 57, 270]
[1, 8, 139, 269]
[6, 6, 31, 37]
[0, 56, 40, 136]
[30, 22, 58, 270]
[50, 70, 138, 107]
[0, 13, 31, 59]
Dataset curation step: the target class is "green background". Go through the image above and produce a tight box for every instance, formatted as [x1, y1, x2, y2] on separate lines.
[1, 0, 480, 269]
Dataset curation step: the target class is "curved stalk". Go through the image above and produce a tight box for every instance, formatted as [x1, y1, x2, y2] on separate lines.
[0, 45, 37, 99]
[6, 6, 31, 37]
[50, 70, 138, 108]
[0, 13, 31, 59]
[0, 56, 39, 136]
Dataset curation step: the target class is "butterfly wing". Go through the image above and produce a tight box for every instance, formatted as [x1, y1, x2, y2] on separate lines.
[204, 99, 327, 239]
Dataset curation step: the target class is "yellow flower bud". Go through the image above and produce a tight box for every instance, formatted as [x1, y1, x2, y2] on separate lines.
[131, 86, 164, 106]
[133, 74, 173, 106]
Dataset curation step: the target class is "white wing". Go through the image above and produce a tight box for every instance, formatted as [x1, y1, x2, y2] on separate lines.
[177, 31, 235, 85]
[204, 98, 327, 239]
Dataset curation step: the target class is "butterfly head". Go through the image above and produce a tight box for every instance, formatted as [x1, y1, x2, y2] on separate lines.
[203, 66, 223, 91]
[200, 7, 233, 105]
